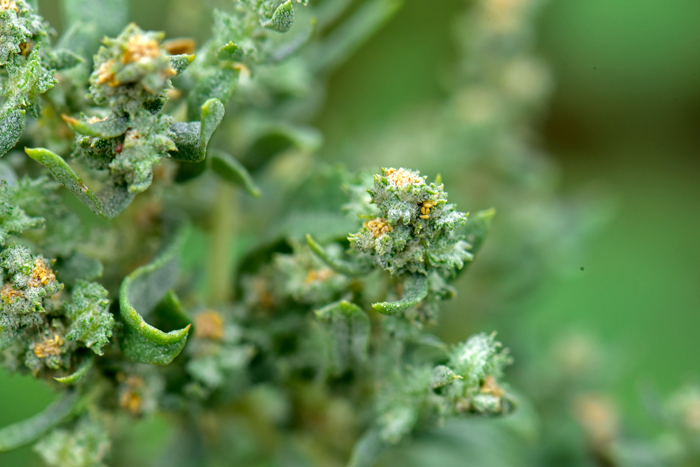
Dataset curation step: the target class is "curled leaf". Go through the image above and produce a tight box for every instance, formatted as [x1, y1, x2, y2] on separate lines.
[0, 391, 80, 452]
[118, 218, 192, 365]
[209, 149, 260, 197]
[54, 354, 95, 385]
[62, 114, 129, 138]
[372, 274, 428, 315]
[306, 234, 367, 277]
[262, 0, 295, 33]
[24, 148, 135, 219]
[170, 98, 225, 162]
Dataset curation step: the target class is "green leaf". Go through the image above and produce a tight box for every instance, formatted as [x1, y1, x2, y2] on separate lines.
[62, 0, 129, 38]
[0, 329, 14, 352]
[118, 218, 192, 365]
[217, 42, 242, 62]
[149, 291, 192, 334]
[170, 98, 225, 163]
[464, 208, 495, 256]
[315, 300, 370, 375]
[209, 149, 260, 197]
[0, 110, 26, 157]
[0, 391, 81, 452]
[24, 148, 135, 219]
[348, 427, 387, 467]
[187, 69, 239, 121]
[200, 98, 225, 153]
[263, 0, 295, 33]
[62, 114, 129, 138]
[241, 120, 322, 171]
[170, 54, 196, 75]
[372, 274, 428, 315]
[430, 365, 462, 388]
[306, 234, 368, 277]
[47, 49, 84, 70]
[54, 354, 95, 385]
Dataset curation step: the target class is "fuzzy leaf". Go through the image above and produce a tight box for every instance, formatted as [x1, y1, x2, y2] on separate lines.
[62, 0, 129, 38]
[62, 114, 129, 138]
[372, 274, 428, 315]
[24, 148, 135, 219]
[262, 1, 295, 33]
[209, 149, 260, 197]
[0, 391, 80, 452]
[170, 53, 196, 75]
[47, 49, 84, 70]
[170, 98, 225, 162]
[431, 365, 462, 388]
[118, 218, 192, 365]
[187, 69, 239, 121]
[54, 354, 94, 385]
[216, 42, 242, 62]
[306, 234, 367, 277]
[0, 110, 26, 158]
[64, 281, 114, 355]
[315, 300, 370, 375]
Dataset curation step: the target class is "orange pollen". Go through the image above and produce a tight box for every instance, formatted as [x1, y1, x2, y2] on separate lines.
[123, 35, 161, 64]
[480, 375, 505, 398]
[195, 311, 224, 340]
[0, 0, 19, 12]
[34, 334, 64, 358]
[30, 258, 56, 287]
[364, 218, 392, 238]
[304, 268, 334, 284]
[95, 59, 117, 86]
[1, 283, 24, 302]
[384, 168, 422, 187]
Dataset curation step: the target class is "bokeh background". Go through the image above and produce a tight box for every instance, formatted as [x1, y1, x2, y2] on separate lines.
[2, 0, 700, 465]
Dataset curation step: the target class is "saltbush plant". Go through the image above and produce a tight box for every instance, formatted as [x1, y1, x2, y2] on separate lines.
[2, 1, 698, 467]
[0, 1, 516, 466]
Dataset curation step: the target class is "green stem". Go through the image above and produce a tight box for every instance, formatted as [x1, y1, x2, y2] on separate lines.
[208, 181, 237, 306]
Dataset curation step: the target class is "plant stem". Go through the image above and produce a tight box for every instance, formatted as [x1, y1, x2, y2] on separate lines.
[208, 181, 237, 306]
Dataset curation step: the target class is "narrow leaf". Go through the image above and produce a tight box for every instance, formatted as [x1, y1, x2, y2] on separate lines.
[55, 354, 95, 385]
[62, 114, 129, 138]
[209, 149, 260, 197]
[0, 391, 80, 452]
[306, 234, 367, 277]
[24, 148, 135, 219]
[372, 274, 428, 315]
[200, 98, 225, 154]
[119, 219, 192, 365]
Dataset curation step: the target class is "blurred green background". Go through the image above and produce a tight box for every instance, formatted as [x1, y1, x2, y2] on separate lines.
[3, 0, 700, 465]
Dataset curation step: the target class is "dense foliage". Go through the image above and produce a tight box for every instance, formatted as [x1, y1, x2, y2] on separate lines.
[1, 1, 698, 467]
